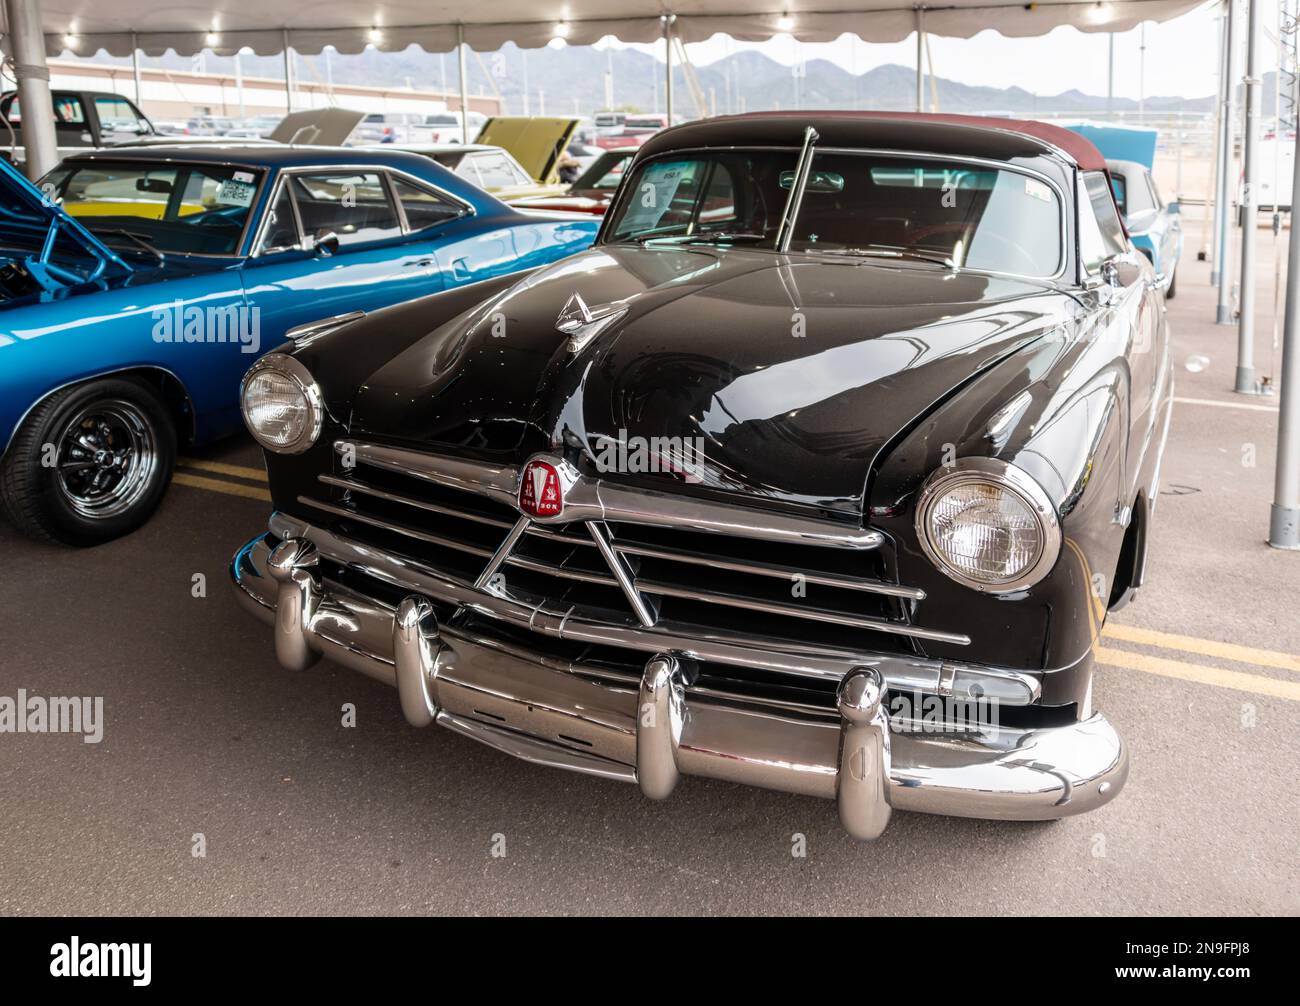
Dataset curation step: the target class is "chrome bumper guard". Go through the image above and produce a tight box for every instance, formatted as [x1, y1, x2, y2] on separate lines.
[233, 532, 1127, 839]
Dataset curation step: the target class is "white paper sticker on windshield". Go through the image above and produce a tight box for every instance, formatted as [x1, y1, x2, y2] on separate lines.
[232, 170, 255, 184]
[618, 161, 691, 233]
[1024, 177, 1053, 203]
[216, 179, 255, 206]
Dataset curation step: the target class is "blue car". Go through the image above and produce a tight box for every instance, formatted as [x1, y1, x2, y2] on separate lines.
[0, 145, 598, 545]
[1107, 158, 1181, 299]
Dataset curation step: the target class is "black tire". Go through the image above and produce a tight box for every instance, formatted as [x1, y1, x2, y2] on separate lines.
[1165, 269, 1176, 300]
[0, 377, 176, 546]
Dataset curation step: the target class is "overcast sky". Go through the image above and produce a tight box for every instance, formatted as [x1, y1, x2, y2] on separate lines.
[608, 1, 1275, 101]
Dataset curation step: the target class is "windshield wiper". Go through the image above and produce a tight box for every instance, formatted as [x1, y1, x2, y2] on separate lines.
[89, 228, 165, 263]
[812, 245, 958, 270]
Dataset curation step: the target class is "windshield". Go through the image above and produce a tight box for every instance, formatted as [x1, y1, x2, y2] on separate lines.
[41, 161, 264, 255]
[606, 148, 1063, 278]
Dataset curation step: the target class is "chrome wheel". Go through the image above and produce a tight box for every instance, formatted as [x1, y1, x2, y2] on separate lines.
[56, 400, 159, 519]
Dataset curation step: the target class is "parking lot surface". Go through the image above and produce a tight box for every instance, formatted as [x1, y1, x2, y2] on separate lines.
[2, 214, 1298, 915]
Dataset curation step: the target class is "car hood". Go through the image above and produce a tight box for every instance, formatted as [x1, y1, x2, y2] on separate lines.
[348, 246, 1068, 515]
[475, 116, 581, 186]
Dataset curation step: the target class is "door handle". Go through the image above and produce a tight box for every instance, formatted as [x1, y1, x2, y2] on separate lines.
[450, 256, 471, 280]
[404, 258, 435, 268]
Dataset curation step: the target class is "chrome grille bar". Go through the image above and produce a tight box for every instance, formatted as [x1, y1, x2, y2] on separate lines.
[338, 440, 882, 551]
[297, 497, 494, 560]
[635, 579, 970, 646]
[317, 474, 515, 529]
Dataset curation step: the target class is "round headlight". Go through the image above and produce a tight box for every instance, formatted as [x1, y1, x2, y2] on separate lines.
[915, 458, 1060, 592]
[240, 354, 323, 454]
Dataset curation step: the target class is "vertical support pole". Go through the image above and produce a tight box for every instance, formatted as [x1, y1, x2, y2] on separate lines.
[457, 25, 470, 143]
[1217, 0, 1239, 325]
[1237, 0, 1262, 392]
[131, 33, 143, 106]
[3, 0, 58, 179]
[1212, 5, 1229, 284]
[1270, 120, 1300, 547]
[663, 15, 674, 124]
[1138, 23, 1147, 118]
[915, 10, 925, 113]
[282, 29, 294, 113]
[1107, 33, 1115, 117]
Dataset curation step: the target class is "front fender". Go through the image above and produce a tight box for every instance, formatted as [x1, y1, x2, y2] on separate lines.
[870, 323, 1131, 704]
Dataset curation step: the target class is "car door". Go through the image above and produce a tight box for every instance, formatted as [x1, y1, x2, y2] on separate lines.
[239, 168, 440, 342]
[1080, 171, 1161, 475]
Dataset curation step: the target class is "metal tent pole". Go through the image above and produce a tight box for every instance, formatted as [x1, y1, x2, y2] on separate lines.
[457, 25, 470, 142]
[663, 15, 675, 124]
[282, 29, 294, 113]
[915, 11, 925, 113]
[1217, 0, 1240, 326]
[3, 0, 58, 179]
[1237, 0, 1263, 392]
[131, 33, 143, 106]
[1212, 8, 1228, 284]
[1270, 123, 1300, 548]
[1107, 33, 1114, 117]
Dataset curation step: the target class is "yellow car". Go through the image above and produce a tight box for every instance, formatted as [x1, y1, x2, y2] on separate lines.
[392, 116, 580, 204]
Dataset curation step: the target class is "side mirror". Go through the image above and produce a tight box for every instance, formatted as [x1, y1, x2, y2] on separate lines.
[1100, 258, 1121, 288]
[311, 231, 341, 257]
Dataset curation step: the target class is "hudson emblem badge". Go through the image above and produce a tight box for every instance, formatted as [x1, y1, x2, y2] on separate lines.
[519, 459, 563, 517]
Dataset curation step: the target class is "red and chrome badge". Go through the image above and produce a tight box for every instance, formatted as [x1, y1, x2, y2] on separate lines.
[519, 459, 563, 517]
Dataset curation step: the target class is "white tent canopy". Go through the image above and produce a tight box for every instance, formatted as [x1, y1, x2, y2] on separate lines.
[27, 1, 1207, 57]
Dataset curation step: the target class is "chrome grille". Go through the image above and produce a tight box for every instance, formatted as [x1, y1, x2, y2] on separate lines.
[294, 441, 970, 667]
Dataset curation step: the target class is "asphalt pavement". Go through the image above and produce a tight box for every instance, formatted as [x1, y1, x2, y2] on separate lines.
[2, 209, 1298, 915]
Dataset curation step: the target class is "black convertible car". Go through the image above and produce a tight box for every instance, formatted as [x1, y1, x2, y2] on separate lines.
[232, 112, 1171, 839]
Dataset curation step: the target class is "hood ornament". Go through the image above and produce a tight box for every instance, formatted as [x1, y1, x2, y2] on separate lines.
[556, 292, 628, 355]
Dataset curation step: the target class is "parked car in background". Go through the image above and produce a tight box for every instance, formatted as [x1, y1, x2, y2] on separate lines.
[1107, 158, 1181, 298]
[595, 113, 668, 150]
[394, 144, 564, 203]
[232, 112, 1164, 840]
[511, 148, 635, 215]
[352, 112, 434, 146]
[423, 112, 485, 144]
[0, 145, 598, 545]
[1, 90, 158, 164]
[383, 118, 583, 197]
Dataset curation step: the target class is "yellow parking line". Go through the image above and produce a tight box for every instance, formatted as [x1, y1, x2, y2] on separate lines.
[172, 472, 271, 502]
[178, 457, 268, 482]
[1103, 623, 1300, 676]
[1096, 645, 1300, 702]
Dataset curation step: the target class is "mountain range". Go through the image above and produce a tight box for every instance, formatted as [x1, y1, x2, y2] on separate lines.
[75, 42, 1219, 118]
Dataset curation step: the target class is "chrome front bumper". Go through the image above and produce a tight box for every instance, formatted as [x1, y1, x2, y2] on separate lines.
[231, 531, 1128, 839]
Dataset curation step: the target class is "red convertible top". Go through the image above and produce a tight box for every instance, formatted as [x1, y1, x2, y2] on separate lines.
[739, 110, 1108, 171]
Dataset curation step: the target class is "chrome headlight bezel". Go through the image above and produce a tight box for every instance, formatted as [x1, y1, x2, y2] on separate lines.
[240, 353, 323, 455]
[914, 457, 1060, 594]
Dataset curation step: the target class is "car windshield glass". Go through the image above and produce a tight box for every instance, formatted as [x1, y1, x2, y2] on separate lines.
[786, 153, 1062, 277]
[607, 151, 799, 245]
[607, 149, 1062, 277]
[46, 161, 263, 255]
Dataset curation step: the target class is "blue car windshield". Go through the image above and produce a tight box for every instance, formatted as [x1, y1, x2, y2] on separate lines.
[41, 161, 264, 256]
